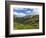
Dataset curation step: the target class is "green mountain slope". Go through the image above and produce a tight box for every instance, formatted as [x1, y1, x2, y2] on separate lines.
[13, 15, 39, 30]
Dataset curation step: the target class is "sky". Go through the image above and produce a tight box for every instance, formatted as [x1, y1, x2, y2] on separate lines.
[13, 8, 39, 17]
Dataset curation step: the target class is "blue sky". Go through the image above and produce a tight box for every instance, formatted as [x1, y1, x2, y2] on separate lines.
[13, 8, 33, 14]
[13, 8, 39, 17]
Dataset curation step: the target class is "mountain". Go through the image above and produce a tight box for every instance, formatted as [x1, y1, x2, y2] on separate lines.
[14, 15, 39, 29]
[14, 14, 39, 24]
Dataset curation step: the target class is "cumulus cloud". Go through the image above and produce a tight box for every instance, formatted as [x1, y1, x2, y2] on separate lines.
[32, 8, 39, 15]
[13, 8, 39, 17]
[13, 12, 26, 17]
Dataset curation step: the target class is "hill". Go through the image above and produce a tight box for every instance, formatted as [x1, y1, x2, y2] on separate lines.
[13, 15, 39, 30]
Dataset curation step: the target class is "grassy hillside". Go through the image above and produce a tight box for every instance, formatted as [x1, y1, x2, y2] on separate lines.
[13, 15, 39, 30]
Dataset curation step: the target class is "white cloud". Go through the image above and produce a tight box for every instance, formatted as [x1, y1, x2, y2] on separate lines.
[13, 12, 26, 17]
[32, 8, 39, 15]
[13, 8, 39, 17]
[26, 11, 32, 14]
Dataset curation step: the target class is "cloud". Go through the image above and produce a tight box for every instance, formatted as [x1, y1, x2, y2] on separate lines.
[26, 10, 32, 14]
[13, 8, 39, 17]
[13, 12, 26, 17]
[13, 8, 33, 14]
[32, 8, 39, 15]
